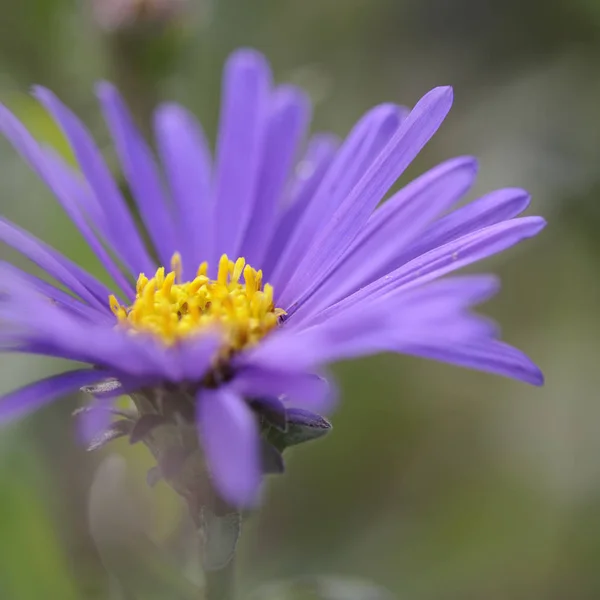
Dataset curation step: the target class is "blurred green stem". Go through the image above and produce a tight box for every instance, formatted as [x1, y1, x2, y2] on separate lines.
[205, 559, 235, 600]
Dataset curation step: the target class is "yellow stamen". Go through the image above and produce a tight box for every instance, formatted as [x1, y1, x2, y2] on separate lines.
[170, 252, 183, 283]
[109, 253, 285, 349]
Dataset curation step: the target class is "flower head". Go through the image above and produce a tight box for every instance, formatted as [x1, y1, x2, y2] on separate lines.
[0, 49, 545, 507]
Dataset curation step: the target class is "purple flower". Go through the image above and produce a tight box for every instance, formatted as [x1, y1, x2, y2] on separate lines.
[0, 49, 545, 507]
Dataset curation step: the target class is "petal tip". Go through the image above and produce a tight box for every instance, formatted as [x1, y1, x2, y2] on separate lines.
[226, 47, 270, 76]
[426, 85, 454, 105]
[528, 364, 545, 386]
[30, 85, 52, 103]
[530, 216, 547, 234]
[95, 80, 119, 100]
[454, 155, 479, 174]
[154, 101, 185, 121]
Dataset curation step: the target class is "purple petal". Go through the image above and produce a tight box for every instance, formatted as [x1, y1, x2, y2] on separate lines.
[76, 395, 116, 445]
[0, 369, 111, 423]
[154, 103, 213, 279]
[232, 367, 337, 414]
[212, 49, 271, 262]
[0, 103, 134, 298]
[240, 85, 311, 266]
[293, 156, 478, 321]
[197, 388, 262, 507]
[245, 274, 504, 372]
[0, 272, 171, 380]
[245, 297, 540, 385]
[280, 86, 454, 310]
[248, 396, 287, 430]
[391, 274, 501, 309]
[307, 216, 545, 327]
[0, 262, 112, 323]
[261, 134, 339, 280]
[400, 187, 532, 266]
[241, 315, 388, 373]
[33, 86, 155, 276]
[378, 216, 546, 293]
[177, 333, 221, 381]
[0, 217, 113, 309]
[398, 339, 544, 386]
[270, 104, 405, 293]
[96, 83, 177, 267]
[42, 150, 135, 299]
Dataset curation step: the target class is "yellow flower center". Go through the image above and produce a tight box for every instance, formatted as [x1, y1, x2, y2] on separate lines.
[109, 253, 285, 349]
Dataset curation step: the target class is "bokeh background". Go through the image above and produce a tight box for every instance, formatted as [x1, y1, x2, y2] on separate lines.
[1, 0, 599, 598]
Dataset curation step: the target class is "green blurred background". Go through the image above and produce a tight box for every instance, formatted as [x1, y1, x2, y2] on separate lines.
[1, 0, 599, 598]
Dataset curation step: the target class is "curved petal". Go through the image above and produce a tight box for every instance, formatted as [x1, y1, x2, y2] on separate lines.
[42, 149, 135, 299]
[261, 134, 339, 280]
[398, 339, 544, 386]
[399, 187, 532, 266]
[33, 86, 155, 276]
[0, 104, 134, 298]
[0, 369, 112, 423]
[304, 216, 545, 327]
[76, 395, 116, 445]
[270, 103, 405, 294]
[244, 304, 539, 386]
[240, 85, 311, 266]
[97, 83, 177, 267]
[280, 86, 454, 310]
[197, 388, 262, 507]
[0, 271, 172, 380]
[177, 333, 221, 382]
[0, 217, 113, 309]
[212, 49, 272, 263]
[293, 156, 478, 321]
[232, 367, 337, 414]
[154, 103, 213, 279]
[0, 262, 112, 323]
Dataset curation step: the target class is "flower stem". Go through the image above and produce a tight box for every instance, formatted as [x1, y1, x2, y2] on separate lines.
[205, 558, 236, 600]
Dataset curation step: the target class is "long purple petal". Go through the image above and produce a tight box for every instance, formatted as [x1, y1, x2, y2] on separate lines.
[280, 86, 454, 310]
[399, 187, 532, 267]
[240, 85, 311, 266]
[97, 83, 177, 267]
[261, 134, 339, 280]
[398, 339, 544, 386]
[305, 216, 545, 327]
[33, 87, 155, 276]
[245, 273, 505, 371]
[211, 49, 271, 263]
[0, 272, 172, 379]
[0, 262, 112, 323]
[241, 312, 390, 373]
[0, 104, 134, 298]
[0, 217, 113, 309]
[232, 367, 337, 414]
[0, 369, 111, 423]
[41, 149, 135, 299]
[197, 387, 262, 507]
[293, 156, 477, 321]
[270, 104, 405, 294]
[154, 103, 213, 279]
[244, 304, 540, 385]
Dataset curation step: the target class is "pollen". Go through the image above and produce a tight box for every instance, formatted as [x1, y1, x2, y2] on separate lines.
[109, 253, 285, 349]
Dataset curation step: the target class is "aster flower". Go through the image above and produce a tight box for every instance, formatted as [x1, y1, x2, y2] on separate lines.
[0, 49, 544, 508]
